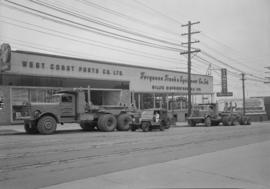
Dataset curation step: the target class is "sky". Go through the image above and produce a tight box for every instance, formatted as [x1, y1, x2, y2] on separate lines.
[0, 0, 270, 98]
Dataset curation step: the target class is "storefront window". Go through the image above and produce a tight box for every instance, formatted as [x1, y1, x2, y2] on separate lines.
[30, 88, 58, 103]
[154, 93, 167, 109]
[11, 87, 60, 122]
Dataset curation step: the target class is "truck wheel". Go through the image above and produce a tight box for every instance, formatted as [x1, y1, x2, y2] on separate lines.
[165, 118, 171, 129]
[131, 125, 137, 131]
[160, 121, 165, 131]
[37, 116, 57, 135]
[205, 117, 211, 127]
[24, 121, 38, 134]
[141, 122, 150, 132]
[80, 120, 95, 131]
[98, 114, 117, 132]
[188, 120, 196, 127]
[222, 117, 231, 126]
[247, 118, 251, 125]
[117, 114, 132, 131]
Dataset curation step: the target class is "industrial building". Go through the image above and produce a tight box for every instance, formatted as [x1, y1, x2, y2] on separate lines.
[0, 44, 213, 125]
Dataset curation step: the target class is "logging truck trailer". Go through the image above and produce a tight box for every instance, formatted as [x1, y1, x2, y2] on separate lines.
[20, 89, 134, 134]
[187, 103, 251, 127]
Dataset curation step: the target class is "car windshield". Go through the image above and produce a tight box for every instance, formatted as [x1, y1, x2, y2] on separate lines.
[141, 110, 153, 116]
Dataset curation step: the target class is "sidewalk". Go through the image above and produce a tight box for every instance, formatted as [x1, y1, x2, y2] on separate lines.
[42, 140, 270, 189]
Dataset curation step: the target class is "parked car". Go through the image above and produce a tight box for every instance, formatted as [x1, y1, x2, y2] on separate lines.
[130, 108, 170, 132]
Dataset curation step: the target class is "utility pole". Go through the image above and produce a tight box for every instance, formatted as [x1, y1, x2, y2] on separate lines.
[241, 73, 246, 115]
[181, 21, 200, 117]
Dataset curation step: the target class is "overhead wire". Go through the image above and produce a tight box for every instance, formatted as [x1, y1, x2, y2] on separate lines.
[3, 0, 183, 52]
[30, 0, 182, 48]
[130, 0, 268, 82]
[76, 0, 179, 36]
[0, 15, 186, 64]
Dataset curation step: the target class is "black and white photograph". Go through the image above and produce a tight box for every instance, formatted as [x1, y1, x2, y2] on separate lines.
[0, 0, 270, 188]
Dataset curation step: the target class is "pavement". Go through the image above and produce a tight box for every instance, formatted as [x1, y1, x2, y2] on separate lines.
[0, 122, 189, 134]
[40, 140, 270, 189]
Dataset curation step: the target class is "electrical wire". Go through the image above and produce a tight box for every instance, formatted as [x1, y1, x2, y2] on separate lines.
[76, 0, 179, 36]
[3, 0, 183, 52]
[0, 16, 186, 64]
[30, 0, 182, 48]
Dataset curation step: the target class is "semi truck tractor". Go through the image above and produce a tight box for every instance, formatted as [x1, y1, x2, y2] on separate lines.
[20, 89, 135, 134]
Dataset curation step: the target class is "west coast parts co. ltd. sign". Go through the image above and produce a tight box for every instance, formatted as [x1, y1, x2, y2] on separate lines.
[3, 44, 213, 94]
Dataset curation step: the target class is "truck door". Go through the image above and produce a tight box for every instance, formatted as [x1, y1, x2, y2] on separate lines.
[60, 94, 76, 122]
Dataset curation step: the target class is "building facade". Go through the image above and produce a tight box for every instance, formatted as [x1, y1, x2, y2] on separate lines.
[0, 44, 213, 125]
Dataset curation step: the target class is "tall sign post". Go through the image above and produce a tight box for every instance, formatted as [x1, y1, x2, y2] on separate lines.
[180, 21, 200, 117]
[216, 68, 233, 97]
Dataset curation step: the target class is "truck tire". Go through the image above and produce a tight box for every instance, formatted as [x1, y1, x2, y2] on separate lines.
[223, 117, 233, 126]
[160, 120, 168, 130]
[240, 117, 247, 125]
[37, 115, 57, 135]
[211, 121, 220, 126]
[117, 114, 132, 131]
[131, 124, 137, 131]
[205, 117, 211, 127]
[188, 120, 196, 127]
[24, 121, 38, 134]
[98, 114, 117, 132]
[160, 120, 166, 131]
[80, 120, 95, 131]
[141, 122, 150, 132]
[165, 118, 171, 129]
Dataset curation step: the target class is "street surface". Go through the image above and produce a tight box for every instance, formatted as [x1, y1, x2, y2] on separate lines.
[1, 122, 270, 189]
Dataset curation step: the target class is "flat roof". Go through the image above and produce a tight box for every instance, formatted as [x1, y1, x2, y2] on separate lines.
[13, 50, 212, 78]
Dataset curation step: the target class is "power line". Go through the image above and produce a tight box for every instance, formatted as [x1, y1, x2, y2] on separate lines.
[200, 51, 266, 81]
[30, 0, 182, 48]
[3, 0, 183, 52]
[199, 41, 263, 75]
[133, 0, 184, 25]
[0, 20, 186, 68]
[0, 15, 186, 64]
[76, 0, 179, 36]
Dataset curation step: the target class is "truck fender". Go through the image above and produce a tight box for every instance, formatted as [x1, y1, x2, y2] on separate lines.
[37, 112, 59, 123]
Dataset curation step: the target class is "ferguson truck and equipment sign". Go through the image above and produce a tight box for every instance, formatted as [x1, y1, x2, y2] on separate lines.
[20, 89, 135, 134]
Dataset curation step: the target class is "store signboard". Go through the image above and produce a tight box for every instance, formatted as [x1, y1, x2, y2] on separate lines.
[7, 51, 213, 94]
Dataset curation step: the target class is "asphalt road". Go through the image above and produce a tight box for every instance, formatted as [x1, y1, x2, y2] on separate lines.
[1, 122, 270, 189]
